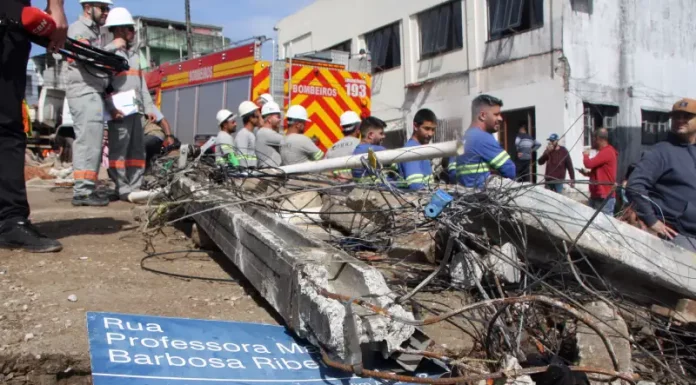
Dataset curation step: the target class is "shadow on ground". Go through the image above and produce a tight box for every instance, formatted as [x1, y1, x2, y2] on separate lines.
[34, 217, 129, 239]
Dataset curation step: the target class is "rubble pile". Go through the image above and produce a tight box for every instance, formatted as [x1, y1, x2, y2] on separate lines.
[144, 157, 696, 385]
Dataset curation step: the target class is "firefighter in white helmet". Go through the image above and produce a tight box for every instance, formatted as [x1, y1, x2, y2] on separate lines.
[325, 111, 362, 179]
[256, 102, 284, 168]
[103, 7, 158, 201]
[280, 105, 324, 165]
[235, 101, 261, 168]
[67, 0, 113, 206]
[255, 93, 274, 107]
[214, 109, 240, 167]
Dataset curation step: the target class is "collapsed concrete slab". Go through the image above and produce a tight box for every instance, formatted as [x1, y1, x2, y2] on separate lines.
[172, 177, 416, 361]
[484, 177, 696, 299]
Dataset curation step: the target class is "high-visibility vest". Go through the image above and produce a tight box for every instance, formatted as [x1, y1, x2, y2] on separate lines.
[22, 100, 32, 137]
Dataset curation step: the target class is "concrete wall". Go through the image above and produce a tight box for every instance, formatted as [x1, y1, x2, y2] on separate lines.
[562, 0, 696, 180]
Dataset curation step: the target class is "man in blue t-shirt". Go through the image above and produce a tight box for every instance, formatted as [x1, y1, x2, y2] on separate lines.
[398, 109, 438, 190]
[448, 94, 516, 188]
[351, 117, 391, 183]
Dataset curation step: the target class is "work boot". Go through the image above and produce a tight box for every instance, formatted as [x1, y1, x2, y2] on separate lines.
[0, 219, 63, 253]
[96, 189, 119, 202]
[72, 193, 109, 207]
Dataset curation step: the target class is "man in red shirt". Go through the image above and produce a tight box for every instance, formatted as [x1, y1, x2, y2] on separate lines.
[581, 128, 618, 215]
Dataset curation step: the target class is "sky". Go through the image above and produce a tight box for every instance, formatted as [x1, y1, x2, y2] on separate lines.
[30, 0, 315, 57]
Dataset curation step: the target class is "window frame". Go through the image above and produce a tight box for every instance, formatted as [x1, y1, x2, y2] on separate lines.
[487, 0, 544, 41]
[641, 109, 670, 146]
[417, 0, 464, 60]
[363, 21, 402, 73]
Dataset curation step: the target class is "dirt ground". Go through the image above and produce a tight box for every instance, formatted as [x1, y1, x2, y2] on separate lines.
[0, 183, 279, 384]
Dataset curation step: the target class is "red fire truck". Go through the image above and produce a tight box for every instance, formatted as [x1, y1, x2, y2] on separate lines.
[145, 40, 372, 151]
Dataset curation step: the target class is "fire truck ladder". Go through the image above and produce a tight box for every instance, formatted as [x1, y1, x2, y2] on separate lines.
[270, 60, 287, 108]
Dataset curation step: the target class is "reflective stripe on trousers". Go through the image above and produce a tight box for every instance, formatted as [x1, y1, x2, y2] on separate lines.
[107, 114, 145, 196]
[70, 92, 105, 196]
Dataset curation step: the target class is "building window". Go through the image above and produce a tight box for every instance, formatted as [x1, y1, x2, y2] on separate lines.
[641, 110, 670, 145]
[583, 103, 619, 147]
[570, 0, 593, 14]
[326, 40, 351, 53]
[364, 22, 401, 73]
[418, 1, 463, 59]
[488, 0, 544, 40]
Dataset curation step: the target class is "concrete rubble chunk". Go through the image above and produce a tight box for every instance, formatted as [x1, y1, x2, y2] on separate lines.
[450, 247, 483, 290]
[499, 355, 535, 385]
[174, 177, 415, 361]
[347, 188, 417, 225]
[675, 299, 696, 322]
[237, 178, 268, 194]
[486, 243, 522, 284]
[320, 197, 376, 235]
[485, 177, 696, 298]
[388, 231, 437, 264]
[279, 191, 323, 211]
[576, 302, 632, 385]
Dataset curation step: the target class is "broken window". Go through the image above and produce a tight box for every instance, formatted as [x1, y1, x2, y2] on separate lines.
[488, 0, 544, 40]
[326, 40, 351, 53]
[364, 22, 401, 73]
[418, 1, 463, 59]
[641, 110, 670, 145]
[583, 103, 619, 147]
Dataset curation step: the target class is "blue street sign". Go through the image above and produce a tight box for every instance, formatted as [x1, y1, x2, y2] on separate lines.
[87, 312, 440, 385]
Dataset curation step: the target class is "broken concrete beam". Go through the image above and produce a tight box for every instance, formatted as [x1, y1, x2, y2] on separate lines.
[486, 243, 522, 284]
[576, 302, 632, 385]
[320, 197, 376, 236]
[485, 177, 696, 299]
[347, 188, 418, 225]
[388, 231, 437, 264]
[173, 177, 416, 361]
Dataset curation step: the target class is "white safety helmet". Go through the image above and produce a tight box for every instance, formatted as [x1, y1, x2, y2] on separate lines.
[286, 105, 311, 122]
[261, 102, 282, 117]
[339, 111, 361, 130]
[104, 7, 134, 27]
[238, 101, 259, 117]
[216, 109, 236, 126]
[258, 93, 274, 104]
[80, 0, 113, 4]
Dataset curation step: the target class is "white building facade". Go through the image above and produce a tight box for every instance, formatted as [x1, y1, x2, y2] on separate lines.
[275, 0, 696, 182]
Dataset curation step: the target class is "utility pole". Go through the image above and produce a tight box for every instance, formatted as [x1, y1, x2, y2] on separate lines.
[184, 0, 193, 58]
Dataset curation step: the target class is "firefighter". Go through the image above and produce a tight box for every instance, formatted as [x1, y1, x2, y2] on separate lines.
[398, 109, 438, 190]
[236, 101, 260, 168]
[450, 95, 516, 188]
[0, 0, 66, 253]
[351, 117, 392, 184]
[256, 102, 284, 168]
[326, 111, 361, 180]
[67, 0, 113, 206]
[255, 93, 274, 107]
[280, 105, 324, 165]
[103, 7, 157, 201]
[214, 109, 240, 167]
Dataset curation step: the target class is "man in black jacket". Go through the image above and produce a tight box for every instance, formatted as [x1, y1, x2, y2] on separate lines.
[0, 0, 67, 252]
[627, 98, 696, 252]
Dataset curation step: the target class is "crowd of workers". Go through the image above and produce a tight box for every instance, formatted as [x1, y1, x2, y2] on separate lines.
[0, 1, 694, 256]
